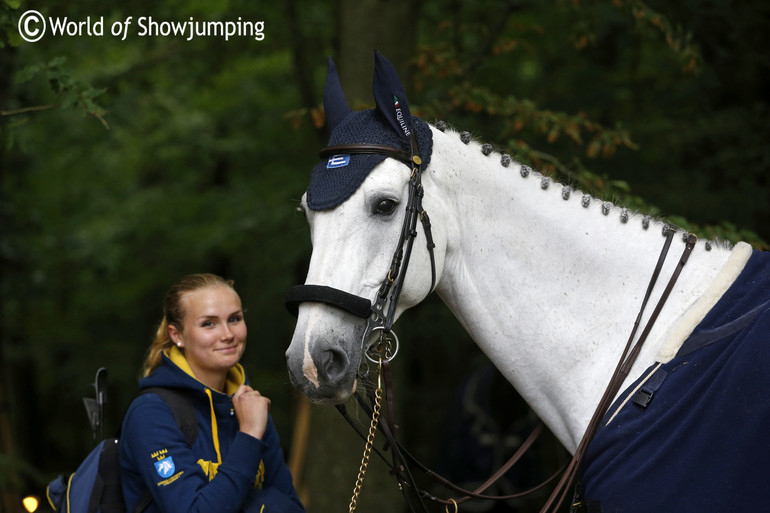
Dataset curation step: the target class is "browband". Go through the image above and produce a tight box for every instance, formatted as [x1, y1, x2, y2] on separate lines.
[319, 144, 413, 166]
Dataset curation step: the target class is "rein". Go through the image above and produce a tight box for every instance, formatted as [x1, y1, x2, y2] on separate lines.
[286, 141, 699, 511]
[544, 230, 696, 513]
[338, 356, 566, 512]
[338, 230, 697, 513]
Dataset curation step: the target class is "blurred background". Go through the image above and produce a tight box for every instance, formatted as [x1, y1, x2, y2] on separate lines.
[1, 0, 768, 511]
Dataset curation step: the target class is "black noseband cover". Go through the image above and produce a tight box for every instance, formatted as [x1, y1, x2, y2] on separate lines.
[285, 284, 372, 319]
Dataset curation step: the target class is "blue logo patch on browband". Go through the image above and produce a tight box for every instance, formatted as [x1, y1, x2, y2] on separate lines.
[327, 154, 350, 169]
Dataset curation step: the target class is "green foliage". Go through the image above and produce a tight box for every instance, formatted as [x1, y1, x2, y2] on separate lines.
[408, 0, 768, 248]
[1, 0, 768, 509]
[10, 56, 108, 126]
[0, 0, 22, 48]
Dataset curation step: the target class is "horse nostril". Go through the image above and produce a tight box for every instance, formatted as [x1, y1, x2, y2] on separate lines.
[318, 347, 350, 385]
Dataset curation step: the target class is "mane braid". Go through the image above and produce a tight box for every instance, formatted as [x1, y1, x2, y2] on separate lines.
[434, 120, 719, 251]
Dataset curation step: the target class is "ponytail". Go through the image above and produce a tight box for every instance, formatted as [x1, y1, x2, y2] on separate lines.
[142, 317, 175, 377]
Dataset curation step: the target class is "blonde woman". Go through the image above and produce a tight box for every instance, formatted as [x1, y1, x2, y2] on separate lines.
[120, 273, 304, 513]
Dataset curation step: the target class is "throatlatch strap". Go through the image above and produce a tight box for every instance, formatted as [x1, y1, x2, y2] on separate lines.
[285, 284, 372, 319]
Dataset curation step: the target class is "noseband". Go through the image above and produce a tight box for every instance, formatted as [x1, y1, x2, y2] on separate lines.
[285, 132, 437, 361]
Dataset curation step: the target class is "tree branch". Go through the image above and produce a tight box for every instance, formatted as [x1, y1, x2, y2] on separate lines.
[1, 104, 58, 116]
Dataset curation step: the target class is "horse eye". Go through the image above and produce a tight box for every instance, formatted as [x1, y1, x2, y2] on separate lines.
[374, 199, 398, 215]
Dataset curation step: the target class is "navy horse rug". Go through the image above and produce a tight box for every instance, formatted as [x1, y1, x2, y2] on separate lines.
[581, 248, 770, 512]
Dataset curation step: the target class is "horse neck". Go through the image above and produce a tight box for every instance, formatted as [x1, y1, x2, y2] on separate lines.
[425, 127, 746, 451]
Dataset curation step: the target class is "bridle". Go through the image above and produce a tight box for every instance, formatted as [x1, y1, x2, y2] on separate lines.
[286, 130, 437, 362]
[286, 134, 698, 512]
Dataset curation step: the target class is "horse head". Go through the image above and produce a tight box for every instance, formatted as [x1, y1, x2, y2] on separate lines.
[285, 52, 446, 404]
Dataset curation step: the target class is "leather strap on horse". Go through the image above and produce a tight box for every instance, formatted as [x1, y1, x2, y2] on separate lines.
[541, 230, 697, 513]
[339, 230, 698, 513]
[286, 138, 437, 355]
[292, 134, 700, 511]
[319, 144, 412, 166]
[342, 361, 565, 511]
[285, 284, 372, 318]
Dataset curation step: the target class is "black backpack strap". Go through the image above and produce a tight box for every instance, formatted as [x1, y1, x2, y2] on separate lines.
[133, 490, 153, 513]
[132, 387, 198, 513]
[139, 387, 198, 446]
[88, 439, 123, 513]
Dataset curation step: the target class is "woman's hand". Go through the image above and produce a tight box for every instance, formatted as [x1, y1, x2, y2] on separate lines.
[232, 384, 271, 439]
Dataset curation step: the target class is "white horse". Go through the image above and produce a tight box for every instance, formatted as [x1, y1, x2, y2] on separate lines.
[285, 52, 768, 511]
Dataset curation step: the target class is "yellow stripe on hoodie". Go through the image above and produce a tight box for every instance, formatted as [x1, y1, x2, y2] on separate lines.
[165, 346, 247, 481]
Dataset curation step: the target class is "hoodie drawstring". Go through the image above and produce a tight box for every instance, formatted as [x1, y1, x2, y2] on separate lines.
[205, 388, 223, 465]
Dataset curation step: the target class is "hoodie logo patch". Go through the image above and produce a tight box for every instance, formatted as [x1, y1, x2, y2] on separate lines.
[155, 456, 176, 478]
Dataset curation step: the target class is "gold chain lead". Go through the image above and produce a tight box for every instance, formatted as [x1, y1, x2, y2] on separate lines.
[348, 359, 384, 512]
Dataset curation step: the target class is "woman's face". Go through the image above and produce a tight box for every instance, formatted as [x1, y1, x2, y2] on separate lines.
[168, 285, 247, 388]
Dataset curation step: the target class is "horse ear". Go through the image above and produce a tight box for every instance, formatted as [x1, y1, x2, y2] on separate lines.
[372, 50, 414, 141]
[323, 57, 351, 131]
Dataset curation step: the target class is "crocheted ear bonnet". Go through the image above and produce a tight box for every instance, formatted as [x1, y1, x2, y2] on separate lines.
[306, 51, 433, 211]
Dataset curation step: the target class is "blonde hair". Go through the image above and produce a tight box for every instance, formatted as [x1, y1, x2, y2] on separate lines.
[142, 273, 236, 377]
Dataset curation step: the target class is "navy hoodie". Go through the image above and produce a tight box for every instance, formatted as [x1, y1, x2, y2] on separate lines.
[119, 347, 304, 513]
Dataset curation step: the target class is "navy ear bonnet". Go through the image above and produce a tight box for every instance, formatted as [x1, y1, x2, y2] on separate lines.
[306, 52, 433, 211]
[307, 111, 432, 210]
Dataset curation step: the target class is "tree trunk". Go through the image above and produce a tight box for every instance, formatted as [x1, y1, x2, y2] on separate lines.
[0, 42, 21, 513]
[337, 0, 420, 106]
